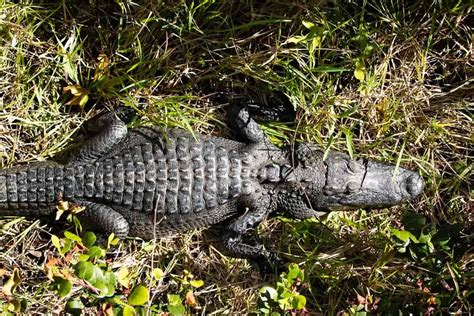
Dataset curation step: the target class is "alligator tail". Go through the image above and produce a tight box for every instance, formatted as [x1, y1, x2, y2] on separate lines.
[0, 162, 66, 217]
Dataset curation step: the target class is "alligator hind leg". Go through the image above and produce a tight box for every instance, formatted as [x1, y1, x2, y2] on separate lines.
[75, 201, 130, 239]
[68, 108, 135, 164]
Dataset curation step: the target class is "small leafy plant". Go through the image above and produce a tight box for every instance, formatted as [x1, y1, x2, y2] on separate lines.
[46, 227, 206, 314]
[390, 212, 461, 261]
[258, 263, 308, 315]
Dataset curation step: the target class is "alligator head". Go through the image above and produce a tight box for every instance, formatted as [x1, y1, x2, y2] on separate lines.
[287, 143, 424, 214]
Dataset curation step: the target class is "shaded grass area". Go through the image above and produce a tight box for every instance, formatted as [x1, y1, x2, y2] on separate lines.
[0, 0, 472, 314]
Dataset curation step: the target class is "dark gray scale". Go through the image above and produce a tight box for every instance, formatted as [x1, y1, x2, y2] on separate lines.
[228, 149, 241, 198]
[142, 142, 156, 212]
[132, 146, 146, 211]
[176, 136, 192, 214]
[153, 143, 167, 213]
[258, 163, 281, 183]
[190, 137, 205, 213]
[216, 147, 229, 204]
[165, 137, 179, 214]
[74, 165, 84, 198]
[45, 167, 55, 202]
[112, 155, 124, 204]
[103, 159, 114, 201]
[37, 167, 46, 203]
[0, 175, 7, 203]
[83, 164, 95, 198]
[203, 140, 217, 209]
[63, 166, 75, 199]
[122, 153, 134, 207]
[27, 168, 37, 203]
[17, 171, 28, 204]
[7, 173, 18, 208]
[54, 167, 64, 200]
[93, 163, 103, 199]
[241, 158, 252, 195]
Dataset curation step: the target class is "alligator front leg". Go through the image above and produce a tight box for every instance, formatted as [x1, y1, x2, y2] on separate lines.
[75, 201, 130, 239]
[227, 104, 266, 143]
[69, 108, 135, 164]
[222, 196, 280, 271]
[227, 96, 295, 144]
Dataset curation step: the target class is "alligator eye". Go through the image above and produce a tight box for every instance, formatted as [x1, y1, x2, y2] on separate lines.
[345, 181, 359, 194]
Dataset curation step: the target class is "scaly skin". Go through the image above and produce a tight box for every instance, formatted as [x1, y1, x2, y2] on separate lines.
[0, 107, 425, 267]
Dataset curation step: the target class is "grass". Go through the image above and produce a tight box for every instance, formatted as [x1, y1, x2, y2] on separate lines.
[0, 0, 472, 314]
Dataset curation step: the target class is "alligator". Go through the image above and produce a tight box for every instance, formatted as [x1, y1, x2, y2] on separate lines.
[0, 106, 424, 266]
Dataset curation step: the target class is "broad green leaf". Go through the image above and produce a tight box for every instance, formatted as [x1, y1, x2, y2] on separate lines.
[417, 231, 432, 244]
[259, 286, 278, 301]
[354, 67, 365, 81]
[189, 279, 204, 288]
[128, 284, 149, 306]
[78, 254, 90, 262]
[152, 268, 164, 280]
[277, 296, 291, 310]
[61, 239, 72, 255]
[292, 295, 306, 310]
[74, 261, 104, 285]
[87, 246, 105, 259]
[108, 233, 120, 248]
[287, 263, 303, 282]
[94, 281, 108, 297]
[66, 298, 84, 316]
[64, 231, 82, 242]
[167, 294, 186, 315]
[51, 235, 62, 252]
[302, 20, 315, 29]
[391, 229, 412, 243]
[117, 267, 130, 288]
[122, 305, 136, 316]
[6, 299, 23, 313]
[82, 232, 97, 248]
[100, 272, 116, 297]
[167, 294, 182, 305]
[57, 278, 72, 298]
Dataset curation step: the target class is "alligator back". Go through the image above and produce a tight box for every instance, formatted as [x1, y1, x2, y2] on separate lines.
[84, 128, 255, 215]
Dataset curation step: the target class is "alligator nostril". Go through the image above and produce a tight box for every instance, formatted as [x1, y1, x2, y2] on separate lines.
[405, 174, 424, 197]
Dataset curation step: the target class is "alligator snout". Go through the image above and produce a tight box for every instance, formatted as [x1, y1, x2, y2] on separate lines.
[401, 172, 424, 200]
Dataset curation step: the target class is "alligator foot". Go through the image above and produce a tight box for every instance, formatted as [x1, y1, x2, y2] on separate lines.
[235, 92, 295, 123]
[221, 196, 283, 273]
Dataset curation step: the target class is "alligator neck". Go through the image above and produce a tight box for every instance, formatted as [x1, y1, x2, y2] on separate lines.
[0, 162, 70, 215]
